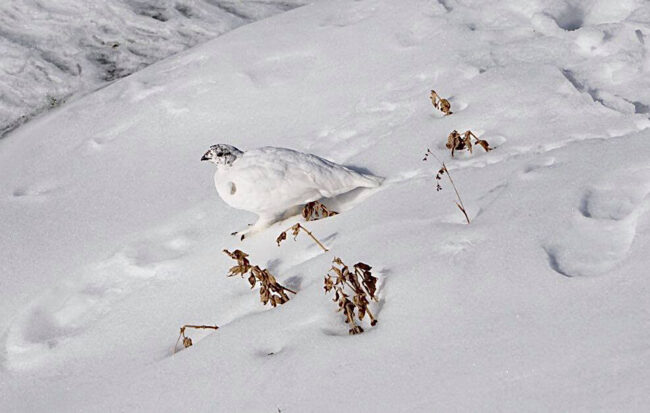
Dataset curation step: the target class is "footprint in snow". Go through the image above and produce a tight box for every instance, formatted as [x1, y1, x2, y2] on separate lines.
[3, 230, 195, 370]
[545, 167, 650, 277]
[318, 5, 377, 28]
[11, 180, 61, 199]
[243, 53, 316, 88]
[520, 156, 555, 177]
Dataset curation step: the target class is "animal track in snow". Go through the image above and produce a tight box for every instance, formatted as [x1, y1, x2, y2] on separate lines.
[244, 53, 316, 88]
[450, 98, 468, 112]
[118, 79, 167, 103]
[520, 156, 555, 176]
[393, 22, 433, 49]
[309, 97, 411, 162]
[11, 180, 61, 199]
[545, 167, 650, 277]
[3, 230, 195, 370]
[318, 4, 377, 28]
[79, 121, 135, 153]
[549, 4, 585, 31]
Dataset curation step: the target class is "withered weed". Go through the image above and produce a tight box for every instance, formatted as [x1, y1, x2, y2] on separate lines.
[324, 258, 378, 335]
[430, 90, 453, 116]
[445, 130, 492, 157]
[423, 148, 471, 224]
[223, 249, 297, 307]
[276, 223, 329, 252]
[302, 201, 338, 221]
[173, 324, 219, 353]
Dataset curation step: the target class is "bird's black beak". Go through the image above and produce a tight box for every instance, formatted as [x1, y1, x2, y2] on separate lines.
[201, 153, 210, 161]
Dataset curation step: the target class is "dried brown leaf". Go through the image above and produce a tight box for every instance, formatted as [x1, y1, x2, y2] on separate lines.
[440, 98, 452, 115]
[324, 257, 379, 335]
[475, 139, 492, 152]
[324, 275, 334, 293]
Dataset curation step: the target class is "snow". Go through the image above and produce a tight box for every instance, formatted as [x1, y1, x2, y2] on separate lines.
[1, 0, 650, 411]
[0, 0, 312, 137]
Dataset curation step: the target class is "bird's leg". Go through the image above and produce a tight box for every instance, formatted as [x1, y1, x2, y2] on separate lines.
[230, 223, 254, 236]
[236, 214, 282, 241]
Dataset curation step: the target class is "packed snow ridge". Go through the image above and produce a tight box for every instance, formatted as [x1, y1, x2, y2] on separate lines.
[0, 0, 312, 137]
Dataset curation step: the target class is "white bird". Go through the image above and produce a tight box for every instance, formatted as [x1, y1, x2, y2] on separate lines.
[201, 144, 382, 238]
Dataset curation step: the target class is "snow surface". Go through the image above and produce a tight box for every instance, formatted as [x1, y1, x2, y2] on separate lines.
[0, 0, 312, 137]
[1, 0, 650, 411]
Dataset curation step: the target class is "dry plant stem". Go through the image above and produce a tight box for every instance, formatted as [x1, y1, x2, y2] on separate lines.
[297, 225, 328, 252]
[424, 149, 471, 224]
[174, 324, 219, 353]
[278, 223, 328, 252]
[276, 283, 297, 295]
[442, 163, 470, 224]
[181, 324, 220, 330]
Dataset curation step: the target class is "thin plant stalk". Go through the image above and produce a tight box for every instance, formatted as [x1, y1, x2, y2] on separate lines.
[424, 149, 470, 224]
[174, 324, 219, 353]
[277, 223, 329, 252]
[441, 163, 470, 224]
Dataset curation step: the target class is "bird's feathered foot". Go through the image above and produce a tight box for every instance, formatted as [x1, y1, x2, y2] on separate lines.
[232, 216, 281, 241]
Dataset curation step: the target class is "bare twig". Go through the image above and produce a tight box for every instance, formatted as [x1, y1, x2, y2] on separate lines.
[423, 149, 471, 224]
[276, 223, 328, 252]
[173, 324, 219, 353]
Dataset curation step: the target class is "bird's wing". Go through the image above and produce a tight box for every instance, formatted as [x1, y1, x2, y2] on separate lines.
[244, 147, 380, 198]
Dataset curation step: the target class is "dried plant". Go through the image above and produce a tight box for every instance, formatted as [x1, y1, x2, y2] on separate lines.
[423, 149, 471, 224]
[276, 223, 329, 252]
[173, 324, 219, 353]
[223, 249, 297, 307]
[324, 258, 378, 335]
[445, 130, 492, 157]
[429, 90, 453, 116]
[302, 201, 338, 221]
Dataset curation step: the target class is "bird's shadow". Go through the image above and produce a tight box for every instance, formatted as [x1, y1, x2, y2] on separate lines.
[283, 275, 303, 291]
[344, 164, 374, 176]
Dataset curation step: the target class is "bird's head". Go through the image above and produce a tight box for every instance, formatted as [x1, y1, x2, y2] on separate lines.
[201, 144, 243, 166]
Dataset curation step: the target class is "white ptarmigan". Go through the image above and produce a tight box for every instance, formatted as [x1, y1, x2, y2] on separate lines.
[201, 144, 382, 237]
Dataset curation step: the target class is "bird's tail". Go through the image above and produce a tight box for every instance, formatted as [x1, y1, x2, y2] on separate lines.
[356, 172, 384, 188]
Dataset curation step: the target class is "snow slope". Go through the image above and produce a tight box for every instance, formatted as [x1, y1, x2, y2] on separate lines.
[0, 0, 312, 137]
[1, 0, 650, 411]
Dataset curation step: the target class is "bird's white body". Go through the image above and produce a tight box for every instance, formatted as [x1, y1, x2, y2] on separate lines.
[207, 146, 382, 233]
